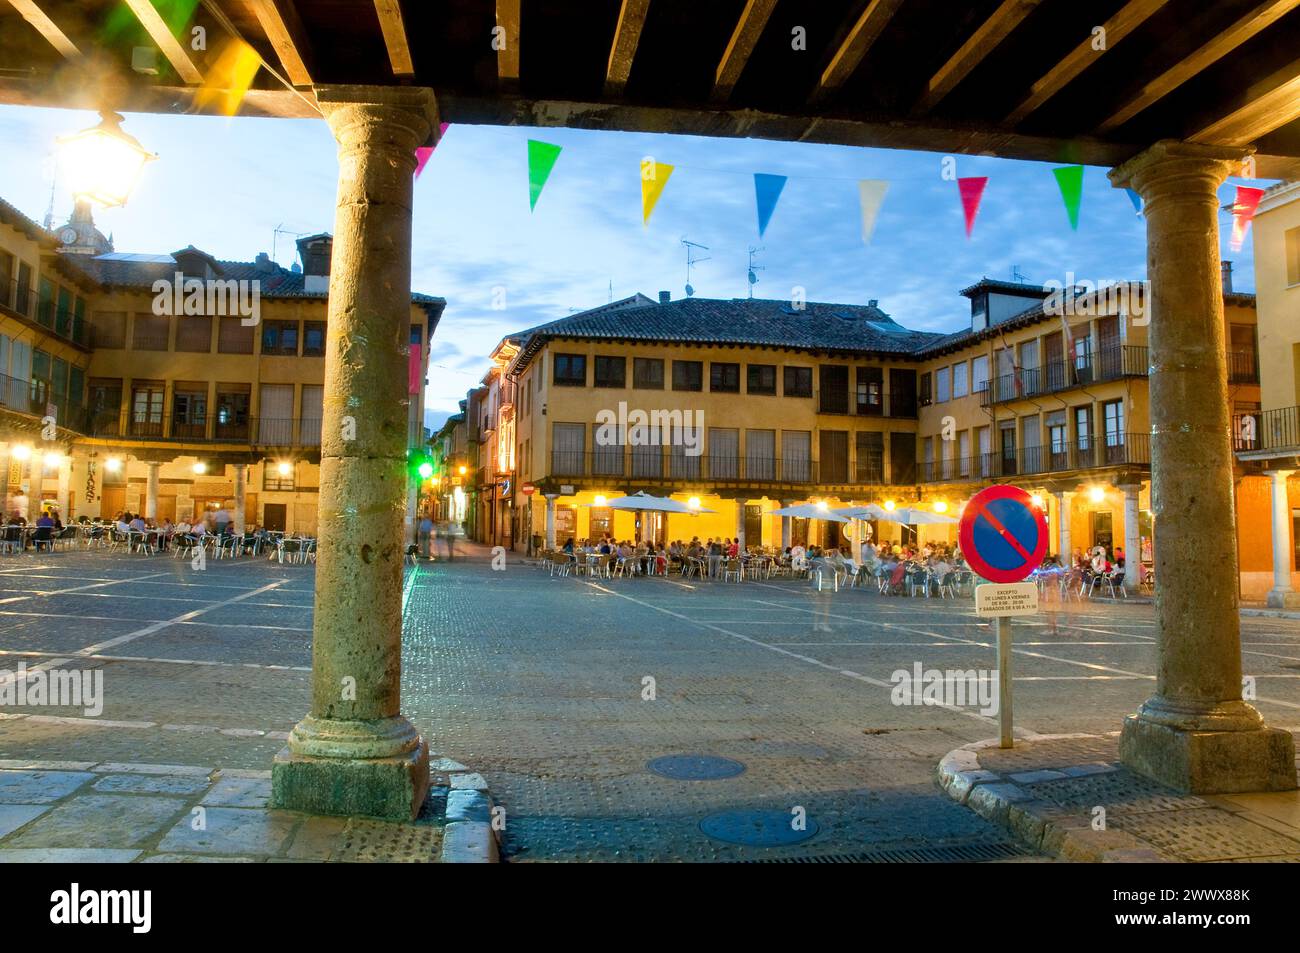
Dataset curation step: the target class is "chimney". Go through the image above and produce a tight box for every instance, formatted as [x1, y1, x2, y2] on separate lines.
[867, 299, 878, 308]
[296, 233, 333, 278]
[658, 290, 671, 304]
[1221, 260, 1233, 294]
[254, 252, 276, 274]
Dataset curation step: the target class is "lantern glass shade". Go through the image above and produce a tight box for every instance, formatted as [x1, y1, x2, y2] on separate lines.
[57, 111, 156, 208]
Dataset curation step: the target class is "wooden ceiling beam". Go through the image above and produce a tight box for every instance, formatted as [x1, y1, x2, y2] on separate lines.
[121, 0, 204, 84]
[711, 0, 777, 103]
[3, 0, 82, 61]
[496, 0, 521, 87]
[1099, 0, 1300, 133]
[373, 0, 414, 76]
[605, 0, 650, 98]
[913, 0, 1039, 114]
[1004, 0, 1168, 126]
[813, 0, 904, 103]
[247, 0, 313, 87]
[1193, 54, 1300, 145]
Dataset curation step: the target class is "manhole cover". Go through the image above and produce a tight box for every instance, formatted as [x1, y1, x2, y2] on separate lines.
[700, 810, 819, 847]
[647, 754, 746, 781]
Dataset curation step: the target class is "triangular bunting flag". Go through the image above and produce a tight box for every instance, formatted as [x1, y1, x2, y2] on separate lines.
[857, 180, 888, 244]
[527, 139, 563, 212]
[754, 173, 787, 237]
[1230, 185, 1266, 252]
[414, 122, 451, 179]
[1125, 188, 1142, 216]
[641, 160, 674, 225]
[957, 177, 988, 238]
[1053, 164, 1084, 230]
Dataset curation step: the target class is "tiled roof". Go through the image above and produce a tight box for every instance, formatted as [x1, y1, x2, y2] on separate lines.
[0, 197, 56, 247]
[56, 250, 445, 310]
[510, 295, 944, 372]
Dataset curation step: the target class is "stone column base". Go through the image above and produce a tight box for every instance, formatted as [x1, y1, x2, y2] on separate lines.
[271, 739, 430, 820]
[1120, 715, 1296, 794]
[1267, 589, 1300, 609]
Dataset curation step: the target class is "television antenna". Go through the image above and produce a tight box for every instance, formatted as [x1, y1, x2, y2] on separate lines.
[747, 246, 766, 299]
[681, 238, 709, 297]
[272, 224, 310, 267]
[1011, 265, 1028, 283]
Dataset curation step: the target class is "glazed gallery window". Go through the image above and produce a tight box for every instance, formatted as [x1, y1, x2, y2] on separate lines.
[553, 353, 587, 386]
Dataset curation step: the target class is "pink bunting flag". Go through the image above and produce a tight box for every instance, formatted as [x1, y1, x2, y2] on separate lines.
[958, 176, 988, 238]
[1229, 185, 1265, 252]
[414, 122, 451, 179]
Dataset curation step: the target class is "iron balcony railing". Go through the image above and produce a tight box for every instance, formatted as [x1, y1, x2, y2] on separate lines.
[0, 371, 91, 431]
[815, 390, 918, 419]
[546, 451, 916, 486]
[87, 414, 324, 447]
[980, 346, 1148, 406]
[1234, 406, 1300, 454]
[919, 432, 1151, 482]
[0, 278, 90, 347]
[1227, 349, 1260, 385]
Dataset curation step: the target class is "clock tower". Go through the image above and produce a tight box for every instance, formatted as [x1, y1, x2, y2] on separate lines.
[56, 199, 114, 256]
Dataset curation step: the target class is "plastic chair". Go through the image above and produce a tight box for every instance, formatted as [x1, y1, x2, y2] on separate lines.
[723, 558, 743, 582]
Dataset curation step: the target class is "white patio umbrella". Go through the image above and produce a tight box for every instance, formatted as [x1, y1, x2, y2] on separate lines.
[834, 504, 890, 520]
[603, 491, 715, 513]
[768, 503, 850, 522]
[881, 507, 958, 525]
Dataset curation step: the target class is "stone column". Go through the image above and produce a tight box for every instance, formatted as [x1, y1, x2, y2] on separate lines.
[272, 86, 438, 820]
[145, 462, 160, 521]
[0, 442, 9, 517]
[1266, 470, 1298, 608]
[544, 494, 557, 548]
[780, 499, 793, 549]
[734, 498, 745, 552]
[232, 464, 247, 536]
[1110, 141, 1294, 792]
[1121, 484, 1142, 591]
[1056, 490, 1074, 562]
[404, 478, 418, 546]
[56, 456, 72, 521]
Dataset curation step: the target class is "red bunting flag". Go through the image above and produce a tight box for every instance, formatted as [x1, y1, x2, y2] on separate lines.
[414, 122, 451, 179]
[1229, 185, 1265, 252]
[958, 176, 988, 238]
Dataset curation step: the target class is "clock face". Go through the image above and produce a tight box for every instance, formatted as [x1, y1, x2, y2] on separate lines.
[60, 227, 78, 245]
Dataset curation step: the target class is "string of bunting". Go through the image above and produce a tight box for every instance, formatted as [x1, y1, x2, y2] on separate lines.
[417, 132, 1266, 247]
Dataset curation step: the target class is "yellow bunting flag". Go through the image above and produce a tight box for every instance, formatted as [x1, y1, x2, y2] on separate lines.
[195, 38, 261, 117]
[640, 159, 674, 225]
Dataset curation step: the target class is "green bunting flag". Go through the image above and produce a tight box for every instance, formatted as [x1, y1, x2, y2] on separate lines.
[1053, 164, 1084, 230]
[528, 140, 563, 212]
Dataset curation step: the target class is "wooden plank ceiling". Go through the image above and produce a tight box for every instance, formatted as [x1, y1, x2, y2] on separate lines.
[2, 0, 1299, 174]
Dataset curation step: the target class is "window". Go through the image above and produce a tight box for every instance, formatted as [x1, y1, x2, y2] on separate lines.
[819, 365, 849, 413]
[709, 428, 739, 478]
[633, 357, 664, 389]
[856, 367, 882, 415]
[971, 355, 990, 393]
[958, 430, 971, 476]
[784, 366, 812, 397]
[552, 422, 586, 474]
[132, 314, 170, 350]
[856, 431, 883, 482]
[747, 364, 776, 395]
[935, 367, 951, 403]
[747, 429, 775, 480]
[1074, 405, 1093, 452]
[89, 379, 121, 435]
[554, 353, 586, 386]
[55, 287, 72, 337]
[176, 315, 212, 352]
[131, 382, 164, 437]
[68, 365, 84, 409]
[1103, 399, 1125, 445]
[91, 312, 127, 349]
[264, 464, 295, 491]
[259, 384, 295, 444]
[15, 263, 31, 317]
[672, 360, 702, 391]
[172, 384, 208, 439]
[218, 316, 254, 354]
[262, 321, 299, 356]
[215, 387, 251, 438]
[953, 362, 969, 398]
[303, 321, 326, 357]
[37, 278, 53, 328]
[301, 385, 323, 446]
[710, 362, 740, 393]
[1287, 226, 1300, 285]
[594, 355, 626, 388]
[820, 430, 848, 483]
[592, 422, 623, 476]
[782, 430, 811, 482]
[919, 372, 932, 406]
[409, 325, 422, 346]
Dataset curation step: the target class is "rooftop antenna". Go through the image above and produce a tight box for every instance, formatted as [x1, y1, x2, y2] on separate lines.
[609, 278, 613, 303]
[42, 178, 56, 231]
[272, 224, 309, 267]
[681, 237, 709, 297]
[1011, 265, 1028, 283]
[747, 246, 765, 299]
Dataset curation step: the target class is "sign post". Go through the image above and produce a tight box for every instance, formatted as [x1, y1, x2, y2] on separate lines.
[959, 486, 1049, 749]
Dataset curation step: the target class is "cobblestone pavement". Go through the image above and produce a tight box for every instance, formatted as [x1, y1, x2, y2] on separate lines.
[2, 546, 1300, 861]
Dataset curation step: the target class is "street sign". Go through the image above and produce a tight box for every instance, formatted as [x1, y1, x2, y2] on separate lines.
[958, 484, 1049, 583]
[958, 485, 1048, 750]
[975, 582, 1038, 617]
[521, 483, 535, 495]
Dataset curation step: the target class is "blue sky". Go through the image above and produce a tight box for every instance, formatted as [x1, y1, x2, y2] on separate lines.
[0, 104, 1265, 431]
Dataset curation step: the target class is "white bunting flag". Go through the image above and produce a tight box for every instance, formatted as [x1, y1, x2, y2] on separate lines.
[858, 179, 889, 244]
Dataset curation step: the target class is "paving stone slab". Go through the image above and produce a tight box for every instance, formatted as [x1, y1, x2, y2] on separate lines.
[0, 769, 94, 804]
[0, 848, 141, 862]
[92, 774, 211, 796]
[1111, 808, 1300, 862]
[0, 804, 49, 838]
[6, 794, 188, 849]
[201, 777, 271, 808]
[157, 806, 296, 856]
[94, 762, 213, 777]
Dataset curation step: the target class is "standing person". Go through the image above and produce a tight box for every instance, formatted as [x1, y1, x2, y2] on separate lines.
[214, 505, 229, 537]
[444, 519, 456, 562]
[418, 514, 434, 559]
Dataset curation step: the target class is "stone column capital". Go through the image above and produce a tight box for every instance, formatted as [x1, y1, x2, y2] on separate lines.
[315, 85, 438, 160]
[1265, 469, 1296, 481]
[1108, 140, 1252, 204]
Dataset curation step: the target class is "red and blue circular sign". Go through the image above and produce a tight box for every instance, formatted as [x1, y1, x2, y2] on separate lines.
[958, 485, 1049, 583]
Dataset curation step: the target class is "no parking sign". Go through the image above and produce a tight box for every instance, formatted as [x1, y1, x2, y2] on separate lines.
[959, 485, 1049, 583]
[958, 485, 1048, 749]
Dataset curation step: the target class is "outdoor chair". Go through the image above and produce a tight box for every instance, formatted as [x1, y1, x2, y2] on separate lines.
[31, 525, 55, 553]
[0, 525, 21, 556]
[723, 557, 743, 582]
[1101, 571, 1127, 598]
[907, 567, 930, 597]
[885, 563, 907, 595]
[937, 571, 959, 598]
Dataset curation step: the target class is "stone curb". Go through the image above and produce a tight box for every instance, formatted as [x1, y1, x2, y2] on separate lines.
[436, 772, 501, 864]
[1241, 607, 1300, 621]
[937, 734, 1170, 863]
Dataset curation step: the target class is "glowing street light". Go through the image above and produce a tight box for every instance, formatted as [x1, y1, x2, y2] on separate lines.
[278, 461, 293, 477]
[104, 457, 122, 473]
[1089, 485, 1107, 504]
[11, 445, 32, 461]
[458, 465, 467, 476]
[193, 462, 207, 475]
[593, 494, 607, 507]
[417, 461, 434, 480]
[687, 496, 701, 509]
[1031, 493, 1045, 509]
[932, 500, 949, 513]
[883, 499, 896, 511]
[57, 111, 157, 208]
[43, 451, 63, 467]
